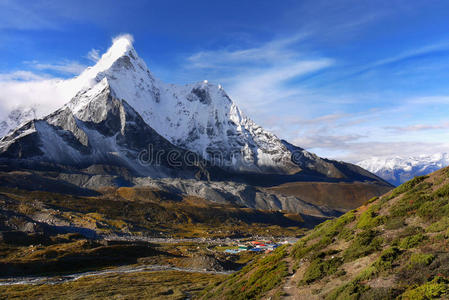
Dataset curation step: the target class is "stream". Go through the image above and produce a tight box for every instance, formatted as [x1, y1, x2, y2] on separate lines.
[0, 264, 234, 287]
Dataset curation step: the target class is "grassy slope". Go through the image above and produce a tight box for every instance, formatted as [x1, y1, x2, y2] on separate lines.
[204, 167, 449, 300]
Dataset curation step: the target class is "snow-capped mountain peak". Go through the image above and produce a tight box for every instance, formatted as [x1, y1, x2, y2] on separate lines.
[59, 37, 300, 173]
[1, 36, 298, 174]
[95, 35, 135, 71]
[0, 35, 388, 181]
[358, 153, 449, 185]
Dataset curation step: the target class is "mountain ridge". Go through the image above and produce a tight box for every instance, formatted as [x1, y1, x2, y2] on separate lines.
[358, 153, 449, 186]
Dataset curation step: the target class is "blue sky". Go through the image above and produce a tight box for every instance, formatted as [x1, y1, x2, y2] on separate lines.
[1, 0, 449, 161]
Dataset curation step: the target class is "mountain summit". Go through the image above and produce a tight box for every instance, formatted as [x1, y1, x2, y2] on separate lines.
[76, 36, 300, 174]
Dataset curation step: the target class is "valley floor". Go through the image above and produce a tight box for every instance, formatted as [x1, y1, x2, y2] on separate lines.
[0, 270, 224, 300]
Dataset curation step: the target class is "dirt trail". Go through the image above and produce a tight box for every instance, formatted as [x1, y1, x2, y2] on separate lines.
[280, 256, 303, 300]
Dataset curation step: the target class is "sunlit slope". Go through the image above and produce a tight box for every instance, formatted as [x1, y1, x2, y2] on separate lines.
[204, 166, 449, 299]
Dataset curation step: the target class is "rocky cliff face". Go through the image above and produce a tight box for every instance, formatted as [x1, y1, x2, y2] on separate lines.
[0, 78, 211, 179]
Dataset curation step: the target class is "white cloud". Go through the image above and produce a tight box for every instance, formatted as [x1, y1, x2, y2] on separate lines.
[87, 49, 101, 62]
[184, 34, 333, 114]
[112, 34, 134, 45]
[181, 35, 449, 163]
[0, 75, 68, 119]
[0, 34, 131, 120]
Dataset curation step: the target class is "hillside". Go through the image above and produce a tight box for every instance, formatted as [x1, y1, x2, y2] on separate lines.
[266, 181, 392, 212]
[203, 166, 449, 299]
[0, 186, 308, 240]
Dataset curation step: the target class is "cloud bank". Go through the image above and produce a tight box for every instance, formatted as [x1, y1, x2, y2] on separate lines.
[0, 35, 128, 119]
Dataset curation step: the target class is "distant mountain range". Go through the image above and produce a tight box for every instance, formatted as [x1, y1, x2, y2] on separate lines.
[358, 153, 449, 186]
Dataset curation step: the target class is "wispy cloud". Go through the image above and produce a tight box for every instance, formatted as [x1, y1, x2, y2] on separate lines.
[86, 49, 101, 62]
[186, 34, 308, 69]
[370, 42, 449, 69]
[337, 41, 449, 82]
[293, 133, 366, 151]
[24, 60, 86, 76]
[385, 121, 449, 133]
[19, 46, 103, 76]
[184, 34, 333, 113]
[0, 71, 51, 81]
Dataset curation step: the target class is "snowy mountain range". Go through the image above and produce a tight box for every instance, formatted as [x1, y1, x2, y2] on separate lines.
[358, 153, 449, 186]
[0, 36, 384, 184]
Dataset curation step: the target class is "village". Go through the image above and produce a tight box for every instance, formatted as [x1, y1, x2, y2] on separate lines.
[221, 240, 289, 254]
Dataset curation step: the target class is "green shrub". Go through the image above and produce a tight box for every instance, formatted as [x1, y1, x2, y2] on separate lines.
[355, 247, 402, 281]
[313, 211, 356, 240]
[390, 193, 431, 218]
[408, 253, 435, 268]
[390, 176, 429, 199]
[344, 230, 383, 262]
[301, 257, 343, 284]
[433, 183, 449, 198]
[384, 217, 406, 230]
[417, 197, 449, 221]
[338, 227, 355, 241]
[399, 233, 425, 249]
[400, 276, 449, 300]
[356, 265, 377, 282]
[427, 217, 449, 233]
[398, 226, 424, 238]
[357, 204, 386, 230]
[292, 211, 355, 261]
[325, 281, 369, 300]
[212, 245, 289, 300]
[292, 236, 332, 261]
[373, 247, 401, 272]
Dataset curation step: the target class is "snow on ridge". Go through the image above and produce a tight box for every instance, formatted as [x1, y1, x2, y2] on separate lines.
[358, 154, 449, 172]
[0, 107, 37, 137]
[357, 153, 449, 185]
